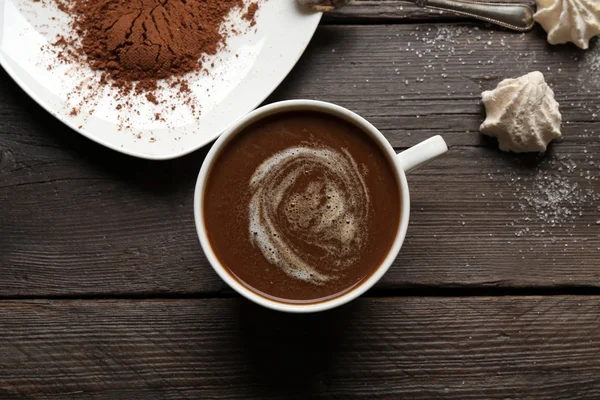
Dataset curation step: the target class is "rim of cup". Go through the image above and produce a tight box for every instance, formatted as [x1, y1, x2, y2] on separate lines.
[194, 100, 410, 313]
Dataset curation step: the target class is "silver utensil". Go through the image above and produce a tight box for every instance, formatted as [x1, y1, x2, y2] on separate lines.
[297, 0, 536, 32]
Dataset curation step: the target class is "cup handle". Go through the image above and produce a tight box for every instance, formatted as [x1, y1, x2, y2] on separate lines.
[397, 135, 448, 173]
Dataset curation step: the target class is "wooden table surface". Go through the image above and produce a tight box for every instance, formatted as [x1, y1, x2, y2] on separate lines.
[2, 1, 600, 398]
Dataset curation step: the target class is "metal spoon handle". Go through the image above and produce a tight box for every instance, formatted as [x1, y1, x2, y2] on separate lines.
[407, 0, 535, 31]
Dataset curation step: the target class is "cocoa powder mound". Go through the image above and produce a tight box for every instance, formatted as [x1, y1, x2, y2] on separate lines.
[60, 0, 246, 85]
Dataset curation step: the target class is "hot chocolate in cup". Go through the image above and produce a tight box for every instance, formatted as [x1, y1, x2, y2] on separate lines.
[194, 100, 447, 313]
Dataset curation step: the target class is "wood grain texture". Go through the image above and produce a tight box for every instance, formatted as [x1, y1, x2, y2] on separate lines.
[0, 297, 599, 399]
[324, 0, 534, 22]
[1, 24, 599, 296]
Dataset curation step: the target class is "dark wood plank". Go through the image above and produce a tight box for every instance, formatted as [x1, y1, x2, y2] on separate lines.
[0, 297, 599, 399]
[273, 25, 599, 148]
[1, 24, 599, 296]
[324, 0, 534, 22]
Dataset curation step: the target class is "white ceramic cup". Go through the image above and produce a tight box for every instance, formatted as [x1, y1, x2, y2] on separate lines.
[194, 100, 447, 313]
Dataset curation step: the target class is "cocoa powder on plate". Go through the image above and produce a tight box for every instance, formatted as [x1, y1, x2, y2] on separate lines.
[35, 0, 261, 132]
[243, 2, 259, 26]
[57, 0, 252, 89]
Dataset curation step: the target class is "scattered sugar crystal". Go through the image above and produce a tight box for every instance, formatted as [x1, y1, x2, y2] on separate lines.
[496, 153, 600, 239]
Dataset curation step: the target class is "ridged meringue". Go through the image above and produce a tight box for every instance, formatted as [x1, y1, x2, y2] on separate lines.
[534, 0, 600, 49]
[480, 71, 562, 153]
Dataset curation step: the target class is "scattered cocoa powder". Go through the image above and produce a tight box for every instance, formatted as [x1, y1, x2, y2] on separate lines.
[243, 2, 259, 27]
[145, 93, 159, 104]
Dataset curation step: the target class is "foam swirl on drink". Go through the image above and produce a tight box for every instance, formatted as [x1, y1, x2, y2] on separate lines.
[248, 146, 371, 284]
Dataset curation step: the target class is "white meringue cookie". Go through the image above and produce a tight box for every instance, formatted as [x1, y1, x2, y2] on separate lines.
[480, 71, 562, 153]
[534, 0, 600, 50]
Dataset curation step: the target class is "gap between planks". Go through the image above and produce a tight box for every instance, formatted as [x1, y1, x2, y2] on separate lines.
[2, 286, 600, 301]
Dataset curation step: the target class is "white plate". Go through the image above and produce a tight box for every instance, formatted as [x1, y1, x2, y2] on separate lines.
[0, 0, 322, 160]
